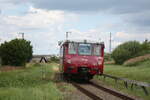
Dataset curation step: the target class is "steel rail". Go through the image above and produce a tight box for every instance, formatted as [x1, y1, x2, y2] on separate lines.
[72, 82, 103, 100]
[90, 81, 135, 100]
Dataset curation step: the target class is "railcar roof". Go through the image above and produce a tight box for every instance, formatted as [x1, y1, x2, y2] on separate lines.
[59, 39, 104, 46]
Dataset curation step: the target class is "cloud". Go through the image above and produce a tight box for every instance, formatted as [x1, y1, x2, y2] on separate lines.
[115, 32, 150, 41]
[29, 0, 150, 14]
[0, 0, 150, 54]
[2, 7, 65, 29]
[1, 0, 150, 13]
[2, 0, 150, 28]
[30, 0, 150, 29]
[66, 29, 150, 52]
[119, 11, 150, 31]
[0, 7, 77, 54]
[66, 28, 114, 52]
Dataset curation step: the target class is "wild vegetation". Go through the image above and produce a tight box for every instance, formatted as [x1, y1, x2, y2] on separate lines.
[50, 56, 59, 63]
[103, 60, 150, 82]
[97, 60, 150, 100]
[111, 40, 150, 64]
[0, 39, 33, 66]
[102, 40, 150, 100]
[104, 53, 112, 61]
[0, 63, 63, 100]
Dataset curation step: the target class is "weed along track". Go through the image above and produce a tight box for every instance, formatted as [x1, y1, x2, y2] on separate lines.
[71, 80, 137, 100]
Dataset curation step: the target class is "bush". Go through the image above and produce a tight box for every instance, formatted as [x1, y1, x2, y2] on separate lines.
[50, 56, 59, 63]
[112, 41, 141, 64]
[0, 39, 33, 66]
[104, 53, 112, 61]
[141, 40, 150, 55]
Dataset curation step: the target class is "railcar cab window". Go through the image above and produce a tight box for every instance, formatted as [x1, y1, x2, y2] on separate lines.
[68, 42, 77, 54]
[78, 43, 92, 55]
[93, 44, 101, 56]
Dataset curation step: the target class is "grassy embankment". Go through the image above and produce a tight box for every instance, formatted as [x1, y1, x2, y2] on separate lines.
[96, 60, 150, 100]
[0, 63, 63, 100]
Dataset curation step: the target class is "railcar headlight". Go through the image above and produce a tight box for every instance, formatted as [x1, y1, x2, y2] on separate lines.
[98, 61, 102, 65]
[93, 63, 97, 66]
[67, 59, 71, 64]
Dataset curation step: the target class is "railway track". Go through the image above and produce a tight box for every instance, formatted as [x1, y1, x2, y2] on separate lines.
[56, 73, 137, 100]
[72, 80, 136, 100]
[72, 82, 103, 100]
[90, 80, 135, 100]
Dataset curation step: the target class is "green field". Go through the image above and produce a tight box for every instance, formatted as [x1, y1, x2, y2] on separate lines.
[96, 60, 150, 100]
[0, 63, 63, 100]
[1, 61, 150, 100]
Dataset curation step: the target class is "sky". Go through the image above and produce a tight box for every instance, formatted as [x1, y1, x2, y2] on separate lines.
[0, 0, 150, 54]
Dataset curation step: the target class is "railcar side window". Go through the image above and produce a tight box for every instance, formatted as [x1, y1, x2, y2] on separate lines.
[78, 44, 92, 55]
[93, 45, 101, 56]
[60, 46, 64, 57]
[68, 43, 77, 54]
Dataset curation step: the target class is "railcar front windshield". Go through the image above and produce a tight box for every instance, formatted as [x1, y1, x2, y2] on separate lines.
[78, 43, 92, 55]
[68, 42, 77, 54]
[93, 44, 101, 56]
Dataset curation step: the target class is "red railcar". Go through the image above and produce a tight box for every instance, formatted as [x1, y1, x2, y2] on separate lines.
[59, 40, 105, 80]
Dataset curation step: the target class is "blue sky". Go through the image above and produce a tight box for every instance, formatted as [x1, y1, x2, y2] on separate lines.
[0, 0, 150, 54]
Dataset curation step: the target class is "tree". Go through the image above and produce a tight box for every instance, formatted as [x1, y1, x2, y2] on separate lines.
[112, 41, 141, 64]
[141, 39, 150, 54]
[0, 39, 33, 66]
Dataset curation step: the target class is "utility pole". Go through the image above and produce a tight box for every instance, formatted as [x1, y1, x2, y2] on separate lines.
[19, 32, 24, 39]
[66, 32, 71, 40]
[109, 32, 112, 53]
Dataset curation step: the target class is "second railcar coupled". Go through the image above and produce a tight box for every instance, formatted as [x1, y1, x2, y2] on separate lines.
[59, 40, 105, 80]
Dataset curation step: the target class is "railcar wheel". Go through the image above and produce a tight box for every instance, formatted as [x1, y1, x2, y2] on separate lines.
[62, 73, 67, 80]
[87, 74, 94, 80]
[63, 73, 71, 81]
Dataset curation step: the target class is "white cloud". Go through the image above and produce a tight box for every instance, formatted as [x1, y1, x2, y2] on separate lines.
[68, 29, 103, 41]
[0, 4, 150, 54]
[65, 29, 150, 53]
[0, 7, 77, 54]
[2, 7, 65, 28]
[115, 32, 150, 41]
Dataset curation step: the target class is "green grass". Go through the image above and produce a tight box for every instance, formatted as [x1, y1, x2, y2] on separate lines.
[0, 63, 63, 100]
[96, 60, 150, 100]
[104, 60, 150, 82]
